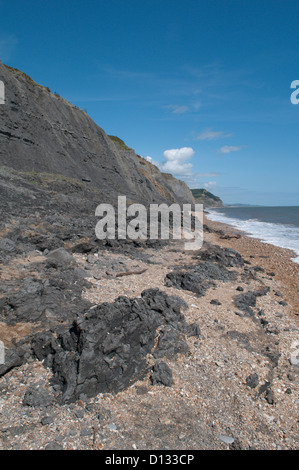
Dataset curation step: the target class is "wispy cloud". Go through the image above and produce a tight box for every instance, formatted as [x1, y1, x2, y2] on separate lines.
[197, 172, 221, 177]
[219, 145, 241, 154]
[165, 104, 190, 114]
[0, 33, 18, 61]
[204, 181, 217, 190]
[164, 101, 201, 115]
[195, 128, 232, 141]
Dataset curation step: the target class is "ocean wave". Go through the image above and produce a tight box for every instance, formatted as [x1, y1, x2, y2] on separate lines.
[206, 210, 299, 263]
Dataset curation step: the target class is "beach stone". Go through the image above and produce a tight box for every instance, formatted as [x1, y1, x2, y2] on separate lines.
[22, 386, 54, 408]
[245, 373, 259, 389]
[41, 415, 54, 426]
[46, 247, 75, 267]
[44, 441, 63, 450]
[0, 238, 17, 252]
[265, 389, 276, 405]
[210, 299, 221, 305]
[220, 434, 235, 444]
[107, 424, 118, 432]
[150, 362, 173, 387]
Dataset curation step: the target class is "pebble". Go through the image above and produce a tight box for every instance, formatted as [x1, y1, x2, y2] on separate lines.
[220, 434, 235, 444]
[107, 423, 118, 432]
[80, 428, 91, 437]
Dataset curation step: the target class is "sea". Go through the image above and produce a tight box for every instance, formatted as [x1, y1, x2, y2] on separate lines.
[205, 206, 299, 264]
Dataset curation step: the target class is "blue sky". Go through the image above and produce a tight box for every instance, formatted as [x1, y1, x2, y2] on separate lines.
[0, 0, 298, 205]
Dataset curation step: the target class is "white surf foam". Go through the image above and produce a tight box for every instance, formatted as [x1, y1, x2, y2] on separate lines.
[206, 210, 299, 263]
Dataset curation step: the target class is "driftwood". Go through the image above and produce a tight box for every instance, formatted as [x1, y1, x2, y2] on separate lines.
[116, 269, 148, 277]
[105, 269, 148, 277]
[219, 233, 241, 240]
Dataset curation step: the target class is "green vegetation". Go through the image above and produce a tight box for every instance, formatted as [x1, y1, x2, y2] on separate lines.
[191, 188, 223, 207]
[4, 64, 51, 92]
[108, 135, 133, 152]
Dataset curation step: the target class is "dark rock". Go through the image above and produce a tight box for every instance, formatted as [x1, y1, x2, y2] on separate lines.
[44, 441, 63, 450]
[196, 244, 245, 268]
[22, 386, 54, 408]
[245, 373, 259, 389]
[46, 247, 75, 268]
[28, 289, 193, 403]
[185, 322, 201, 337]
[165, 260, 237, 297]
[265, 388, 275, 405]
[41, 416, 54, 426]
[0, 238, 17, 252]
[234, 287, 270, 316]
[210, 299, 221, 305]
[150, 362, 173, 387]
[256, 381, 271, 398]
[154, 326, 189, 359]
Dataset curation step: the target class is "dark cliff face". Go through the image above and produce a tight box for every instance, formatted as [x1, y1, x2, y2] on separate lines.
[0, 63, 194, 206]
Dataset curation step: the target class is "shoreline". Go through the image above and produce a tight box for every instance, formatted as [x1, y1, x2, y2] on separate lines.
[203, 214, 299, 316]
[0, 211, 299, 449]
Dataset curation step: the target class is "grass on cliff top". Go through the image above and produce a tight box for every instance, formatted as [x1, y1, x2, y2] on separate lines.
[191, 188, 222, 202]
[108, 135, 133, 152]
[4, 64, 51, 93]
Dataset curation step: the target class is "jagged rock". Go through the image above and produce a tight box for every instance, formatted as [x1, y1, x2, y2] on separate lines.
[150, 362, 173, 387]
[26, 289, 195, 403]
[234, 287, 270, 316]
[22, 386, 54, 408]
[197, 244, 245, 268]
[165, 260, 237, 296]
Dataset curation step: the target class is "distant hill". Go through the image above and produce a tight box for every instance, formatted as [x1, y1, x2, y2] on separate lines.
[191, 188, 224, 208]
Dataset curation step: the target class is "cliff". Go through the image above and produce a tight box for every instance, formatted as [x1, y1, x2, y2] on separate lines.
[191, 188, 224, 208]
[0, 62, 194, 207]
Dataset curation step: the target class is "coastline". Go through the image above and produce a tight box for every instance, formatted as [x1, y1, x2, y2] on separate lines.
[0, 211, 299, 449]
[203, 214, 299, 316]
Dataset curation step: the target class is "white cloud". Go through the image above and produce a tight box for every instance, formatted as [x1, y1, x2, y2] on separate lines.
[196, 129, 232, 141]
[145, 148, 221, 190]
[220, 145, 241, 154]
[165, 105, 190, 114]
[144, 156, 161, 168]
[161, 147, 195, 176]
[163, 147, 195, 162]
